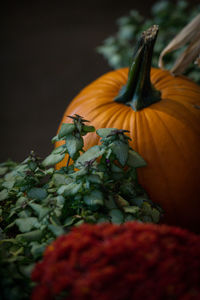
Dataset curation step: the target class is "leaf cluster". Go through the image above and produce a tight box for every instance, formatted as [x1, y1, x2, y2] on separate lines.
[0, 114, 163, 299]
[97, 0, 200, 83]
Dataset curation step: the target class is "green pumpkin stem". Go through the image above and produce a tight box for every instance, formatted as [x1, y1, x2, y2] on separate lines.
[114, 25, 161, 111]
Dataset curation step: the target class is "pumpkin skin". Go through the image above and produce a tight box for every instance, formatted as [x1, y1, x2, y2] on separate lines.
[56, 67, 200, 232]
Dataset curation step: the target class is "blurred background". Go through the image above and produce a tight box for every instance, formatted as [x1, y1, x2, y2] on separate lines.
[1, 0, 199, 162]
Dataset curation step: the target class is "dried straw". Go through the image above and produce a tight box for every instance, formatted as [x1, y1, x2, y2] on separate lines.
[158, 13, 200, 75]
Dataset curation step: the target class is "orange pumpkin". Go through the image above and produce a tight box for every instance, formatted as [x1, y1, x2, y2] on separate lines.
[56, 26, 200, 232]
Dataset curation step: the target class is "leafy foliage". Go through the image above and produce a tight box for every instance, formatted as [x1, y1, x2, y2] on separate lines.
[97, 0, 200, 83]
[0, 114, 163, 299]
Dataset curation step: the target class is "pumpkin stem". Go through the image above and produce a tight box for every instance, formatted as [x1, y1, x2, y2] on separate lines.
[114, 25, 161, 111]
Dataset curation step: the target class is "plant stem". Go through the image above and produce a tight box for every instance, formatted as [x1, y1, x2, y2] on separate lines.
[114, 25, 161, 111]
[66, 156, 70, 168]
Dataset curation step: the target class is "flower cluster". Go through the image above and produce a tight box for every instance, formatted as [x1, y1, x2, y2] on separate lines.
[31, 222, 200, 300]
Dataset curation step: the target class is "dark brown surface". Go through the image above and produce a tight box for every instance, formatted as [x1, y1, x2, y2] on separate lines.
[1, 0, 198, 162]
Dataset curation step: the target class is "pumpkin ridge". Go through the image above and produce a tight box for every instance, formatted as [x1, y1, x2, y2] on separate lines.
[152, 75, 186, 90]
[122, 108, 134, 139]
[84, 101, 115, 115]
[156, 97, 200, 136]
[150, 69, 170, 85]
[162, 91, 200, 101]
[165, 85, 200, 93]
[141, 109, 177, 218]
[106, 105, 132, 133]
[152, 109, 187, 162]
[134, 110, 138, 153]
[162, 91, 200, 103]
[91, 104, 126, 127]
[135, 111, 148, 156]
[128, 112, 137, 151]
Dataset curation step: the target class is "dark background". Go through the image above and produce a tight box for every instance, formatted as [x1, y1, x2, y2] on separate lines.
[1, 0, 198, 162]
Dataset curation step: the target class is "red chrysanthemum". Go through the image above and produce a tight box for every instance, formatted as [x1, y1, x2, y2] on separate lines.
[31, 222, 200, 300]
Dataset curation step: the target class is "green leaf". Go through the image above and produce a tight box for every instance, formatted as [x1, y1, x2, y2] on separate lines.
[10, 246, 24, 257]
[65, 135, 83, 158]
[63, 216, 77, 227]
[0, 166, 8, 176]
[30, 243, 47, 258]
[132, 195, 148, 207]
[28, 203, 50, 220]
[44, 167, 54, 175]
[5, 220, 16, 230]
[57, 182, 82, 196]
[18, 210, 31, 218]
[53, 173, 70, 186]
[69, 168, 87, 179]
[142, 216, 153, 222]
[127, 150, 146, 168]
[86, 174, 102, 184]
[16, 196, 27, 207]
[123, 206, 140, 214]
[83, 125, 95, 133]
[2, 180, 15, 190]
[120, 181, 136, 197]
[27, 188, 47, 200]
[111, 163, 123, 173]
[74, 219, 84, 227]
[0, 189, 8, 201]
[51, 135, 59, 143]
[16, 230, 43, 242]
[115, 194, 129, 207]
[8, 207, 18, 219]
[19, 263, 35, 277]
[75, 145, 105, 167]
[97, 217, 110, 223]
[112, 173, 124, 180]
[83, 190, 104, 207]
[28, 161, 37, 171]
[58, 123, 76, 138]
[152, 0, 170, 14]
[49, 214, 61, 226]
[142, 201, 151, 212]
[15, 217, 40, 233]
[56, 195, 65, 205]
[96, 128, 118, 137]
[124, 214, 137, 222]
[109, 208, 124, 224]
[151, 208, 160, 223]
[6, 164, 28, 179]
[52, 145, 66, 154]
[110, 140, 129, 166]
[48, 224, 65, 237]
[85, 215, 97, 223]
[104, 195, 118, 209]
[42, 152, 65, 167]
